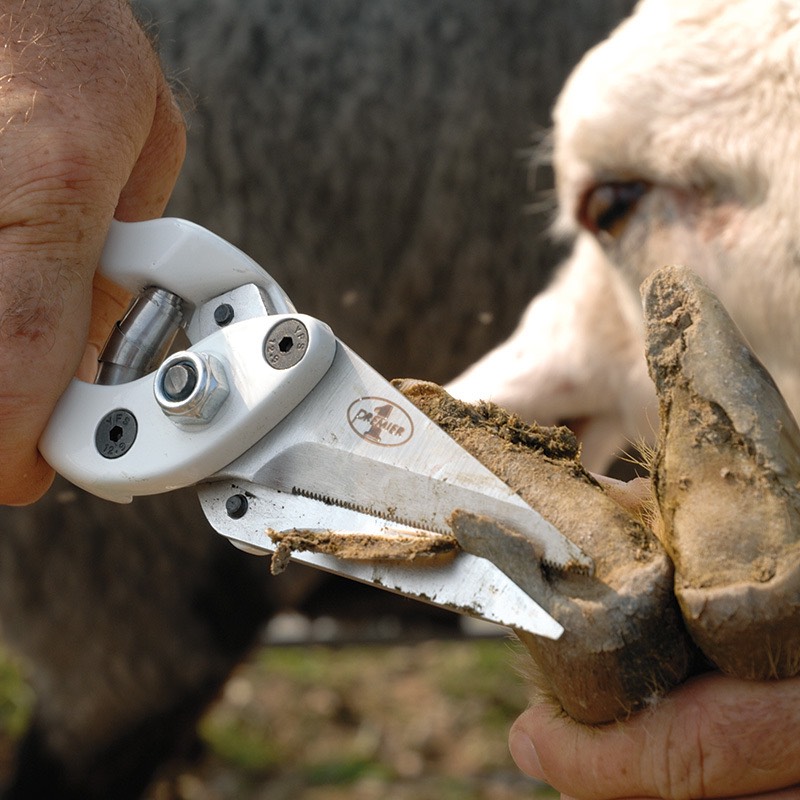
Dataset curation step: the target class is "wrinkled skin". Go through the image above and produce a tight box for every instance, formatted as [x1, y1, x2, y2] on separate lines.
[0, 0, 186, 505]
[511, 672, 800, 800]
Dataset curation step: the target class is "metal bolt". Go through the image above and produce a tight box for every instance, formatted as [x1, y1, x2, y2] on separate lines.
[161, 360, 197, 402]
[95, 408, 138, 459]
[154, 351, 229, 425]
[214, 303, 235, 326]
[225, 493, 249, 519]
[264, 319, 308, 370]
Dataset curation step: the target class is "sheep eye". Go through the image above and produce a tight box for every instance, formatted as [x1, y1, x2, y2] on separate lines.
[577, 180, 650, 238]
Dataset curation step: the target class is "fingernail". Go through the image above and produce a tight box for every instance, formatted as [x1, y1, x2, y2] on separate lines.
[509, 729, 544, 778]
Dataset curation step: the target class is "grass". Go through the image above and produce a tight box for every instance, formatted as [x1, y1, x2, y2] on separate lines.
[188, 639, 558, 799]
[0, 638, 558, 799]
[0, 648, 33, 741]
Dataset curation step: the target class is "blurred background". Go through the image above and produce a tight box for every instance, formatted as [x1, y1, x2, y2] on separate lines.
[0, 2, 635, 797]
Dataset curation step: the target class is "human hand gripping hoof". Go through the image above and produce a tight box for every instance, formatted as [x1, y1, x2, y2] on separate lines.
[509, 266, 800, 798]
[403, 265, 800, 798]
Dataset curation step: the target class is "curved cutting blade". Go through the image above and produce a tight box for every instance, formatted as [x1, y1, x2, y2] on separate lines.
[199, 340, 592, 639]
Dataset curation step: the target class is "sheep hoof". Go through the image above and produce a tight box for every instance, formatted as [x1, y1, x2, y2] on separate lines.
[643, 265, 800, 680]
[396, 379, 695, 724]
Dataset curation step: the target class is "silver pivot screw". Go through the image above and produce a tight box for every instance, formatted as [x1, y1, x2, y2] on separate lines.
[154, 351, 230, 425]
[161, 361, 197, 401]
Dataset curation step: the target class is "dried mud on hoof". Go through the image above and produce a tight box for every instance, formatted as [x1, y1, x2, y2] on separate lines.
[643, 266, 800, 680]
[396, 380, 694, 725]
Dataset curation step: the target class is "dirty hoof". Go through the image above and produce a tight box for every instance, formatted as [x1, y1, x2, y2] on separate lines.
[643, 266, 800, 679]
[396, 379, 694, 724]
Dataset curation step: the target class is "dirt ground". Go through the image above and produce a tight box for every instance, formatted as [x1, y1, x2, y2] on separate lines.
[0, 637, 557, 799]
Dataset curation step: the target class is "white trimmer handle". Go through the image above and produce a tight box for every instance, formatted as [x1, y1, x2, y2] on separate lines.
[100, 219, 294, 330]
[39, 219, 334, 503]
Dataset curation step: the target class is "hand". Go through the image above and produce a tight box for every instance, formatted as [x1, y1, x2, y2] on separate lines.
[509, 671, 800, 799]
[0, 1, 185, 504]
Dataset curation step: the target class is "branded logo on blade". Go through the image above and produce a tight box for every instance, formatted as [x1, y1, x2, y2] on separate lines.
[347, 397, 414, 446]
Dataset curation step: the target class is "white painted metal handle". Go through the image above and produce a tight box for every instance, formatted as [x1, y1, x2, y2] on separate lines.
[99, 219, 295, 341]
[39, 219, 334, 503]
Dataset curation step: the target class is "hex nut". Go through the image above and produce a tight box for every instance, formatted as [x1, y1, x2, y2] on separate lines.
[154, 351, 229, 424]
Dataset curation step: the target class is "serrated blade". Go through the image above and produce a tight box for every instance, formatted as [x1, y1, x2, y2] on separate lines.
[200, 340, 592, 637]
[198, 479, 565, 639]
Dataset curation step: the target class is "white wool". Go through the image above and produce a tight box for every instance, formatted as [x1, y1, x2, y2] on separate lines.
[448, 0, 800, 469]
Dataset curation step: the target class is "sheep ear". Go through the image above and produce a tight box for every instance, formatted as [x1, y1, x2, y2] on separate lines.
[642, 265, 800, 679]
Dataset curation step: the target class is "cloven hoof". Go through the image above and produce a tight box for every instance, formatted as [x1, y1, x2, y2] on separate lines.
[644, 265, 800, 680]
[396, 379, 694, 725]
[395, 265, 800, 721]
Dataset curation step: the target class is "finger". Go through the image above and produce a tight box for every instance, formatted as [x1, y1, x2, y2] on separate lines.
[114, 67, 187, 223]
[510, 672, 800, 799]
[734, 789, 800, 800]
[0, 241, 94, 502]
[86, 69, 187, 366]
[0, 137, 124, 502]
[0, 2, 184, 504]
